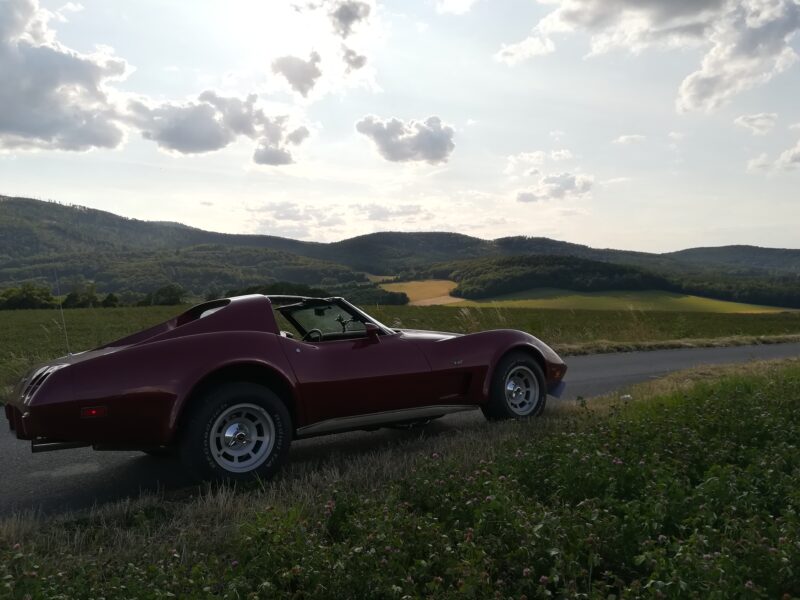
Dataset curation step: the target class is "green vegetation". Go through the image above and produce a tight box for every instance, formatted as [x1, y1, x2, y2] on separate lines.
[0, 283, 56, 310]
[3, 197, 800, 308]
[402, 255, 800, 309]
[2, 360, 799, 598]
[381, 280, 787, 313]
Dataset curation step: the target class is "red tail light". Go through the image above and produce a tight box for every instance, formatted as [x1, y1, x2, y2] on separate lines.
[81, 406, 108, 419]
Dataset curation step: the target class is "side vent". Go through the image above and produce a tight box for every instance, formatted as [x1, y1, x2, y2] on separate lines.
[22, 365, 63, 404]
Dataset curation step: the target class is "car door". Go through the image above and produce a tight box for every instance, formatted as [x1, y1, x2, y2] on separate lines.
[279, 332, 436, 427]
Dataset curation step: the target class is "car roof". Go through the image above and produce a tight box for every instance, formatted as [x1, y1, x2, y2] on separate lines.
[264, 295, 342, 307]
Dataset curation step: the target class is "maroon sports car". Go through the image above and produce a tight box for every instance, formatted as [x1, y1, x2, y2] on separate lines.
[4, 295, 567, 480]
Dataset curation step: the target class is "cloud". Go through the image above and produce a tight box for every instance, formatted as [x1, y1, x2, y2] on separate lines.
[676, 1, 800, 112]
[330, 0, 371, 37]
[254, 201, 346, 239]
[342, 46, 367, 70]
[286, 126, 310, 145]
[435, 0, 481, 15]
[668, 131, 686, 141]
[747, 152, 773, 173]
[0, 0, 128, 151]
[128, 92, 308, 164]
[272, 52, 323, 97]
[358, 204, 423, 220]
[613, 134, 646, 144]
[356, 115, 455, 164]
[734, 112, 778, 135]
[495, 33, 554, 65]
[516, 172, 594, 202]
[550, 149, 574, 161]
[504, 149, 573, 177]
[504, 151, 546, 176]
[776, 138, 800, 170]
[501, 0, 800, 112]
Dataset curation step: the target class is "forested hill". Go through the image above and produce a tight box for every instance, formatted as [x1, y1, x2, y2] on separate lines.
[406, 255, 800, 308]
[1, 196, 799, 305]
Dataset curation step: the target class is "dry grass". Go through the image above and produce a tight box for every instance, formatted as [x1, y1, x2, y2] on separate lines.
[554, 333, 800, 356]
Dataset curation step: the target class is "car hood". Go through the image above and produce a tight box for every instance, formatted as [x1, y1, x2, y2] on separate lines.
[395, 329, 463, 341]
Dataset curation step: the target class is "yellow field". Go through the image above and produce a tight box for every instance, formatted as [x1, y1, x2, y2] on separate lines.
[381, 280, 790, 313]
[381, 279, 460, 306]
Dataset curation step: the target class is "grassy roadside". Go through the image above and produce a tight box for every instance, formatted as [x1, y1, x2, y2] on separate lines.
[2, 359, 799, 598]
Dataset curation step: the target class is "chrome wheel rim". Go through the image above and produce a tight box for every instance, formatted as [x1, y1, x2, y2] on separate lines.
[209, 403, 275, 473]
[504, 366, 540, 416]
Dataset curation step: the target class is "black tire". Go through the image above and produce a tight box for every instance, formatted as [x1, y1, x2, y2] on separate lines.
[179, 382, 292, 482]
[482, 352, 547, 421]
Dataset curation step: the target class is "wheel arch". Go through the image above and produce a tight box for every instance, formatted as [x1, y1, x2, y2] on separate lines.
[483, 343, 547, 400]
[169, 362, 299, 443]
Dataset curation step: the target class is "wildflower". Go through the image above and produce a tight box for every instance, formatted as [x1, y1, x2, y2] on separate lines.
[539, 575, 549, 585]
[522, 568, 531, 577]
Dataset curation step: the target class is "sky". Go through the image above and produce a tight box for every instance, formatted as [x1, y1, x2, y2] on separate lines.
[0, 0, 799, 252]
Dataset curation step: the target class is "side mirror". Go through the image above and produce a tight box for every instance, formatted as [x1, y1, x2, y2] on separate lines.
[365, 322, 380, 342]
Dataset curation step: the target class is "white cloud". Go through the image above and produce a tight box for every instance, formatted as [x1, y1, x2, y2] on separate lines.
[342, 46, 367, 71]
[747, 152, 773, 173]
[734, 112, 779, 135]
[54, 2, 84, 22]
[500, 0, 800, 113]
[550, 149, 574, 160]
[272, 52, 323, 97]
[677, 2, 800, 112]
[356, 115, 455, 164]
[516, 172, 594, 202]
[776, 138, 800, 170]
[128, 92, 308, 164]
[330, 0, 371, 38]
[358, 204, 423, 220]
[668, 131, 686, 141]
[0, 0, 128, 151]
[505, 149, 573, 177]
[435, 0, 481, 15]
[613, 134, 646, 144]
[254, 201, 346, 239]
[504, 151, 546, 176]
[495, 33, 554, 65]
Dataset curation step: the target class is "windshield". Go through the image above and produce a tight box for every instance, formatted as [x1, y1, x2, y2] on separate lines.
[277, 298, 392, 340]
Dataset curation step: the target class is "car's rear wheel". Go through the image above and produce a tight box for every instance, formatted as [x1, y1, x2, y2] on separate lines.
[483, 352, 546, 420]
[179, 382, 291, 482]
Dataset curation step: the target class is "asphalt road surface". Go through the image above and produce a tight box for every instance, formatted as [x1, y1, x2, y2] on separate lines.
[2, 342, 799, 516]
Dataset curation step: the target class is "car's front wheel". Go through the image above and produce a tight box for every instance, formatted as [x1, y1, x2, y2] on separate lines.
[180, 382, 292, 482]
[483, 352, 547, 420]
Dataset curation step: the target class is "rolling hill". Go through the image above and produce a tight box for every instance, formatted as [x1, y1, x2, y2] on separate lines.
[1, 195, 799, 306]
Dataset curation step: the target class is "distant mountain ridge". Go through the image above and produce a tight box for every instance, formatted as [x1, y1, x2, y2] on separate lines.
[1, 196, 799, 305]
[3, 195, 798, 274]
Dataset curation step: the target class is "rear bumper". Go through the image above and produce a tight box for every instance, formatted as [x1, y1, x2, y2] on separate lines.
[4, 403, 34, 440]
[547, 380, 567, 398]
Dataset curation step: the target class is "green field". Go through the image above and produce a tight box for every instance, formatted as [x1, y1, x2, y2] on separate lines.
[3, 304, 800, 402]
[3, 360, 799, 598]
[382, 280, 791, 312]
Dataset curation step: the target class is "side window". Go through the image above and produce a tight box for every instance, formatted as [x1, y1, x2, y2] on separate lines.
[292, 304, 366, 335]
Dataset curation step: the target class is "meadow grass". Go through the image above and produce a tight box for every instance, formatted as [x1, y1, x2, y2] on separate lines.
[381, 280, 792, 312]
[2, 359, 799, 598]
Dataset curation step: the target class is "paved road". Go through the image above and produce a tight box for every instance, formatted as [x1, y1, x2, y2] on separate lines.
[2, 342, 799, 516]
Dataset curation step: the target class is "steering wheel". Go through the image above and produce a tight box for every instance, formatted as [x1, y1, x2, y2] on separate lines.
[302, 328, 323, 343]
